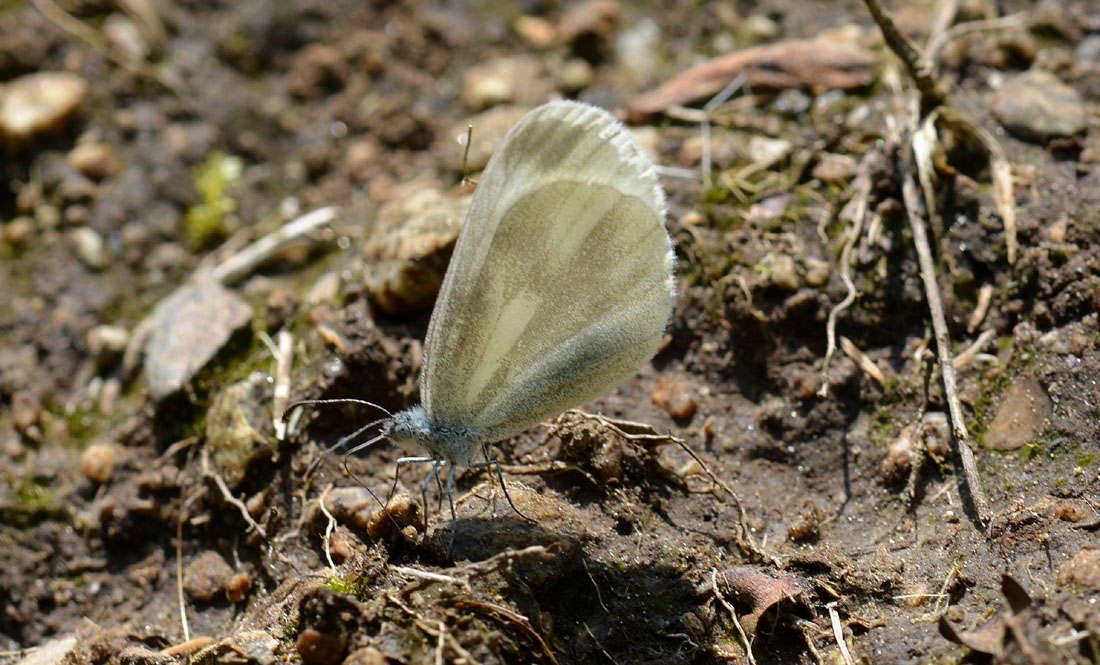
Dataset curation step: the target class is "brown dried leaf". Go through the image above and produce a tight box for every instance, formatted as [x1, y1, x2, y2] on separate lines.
[717, 566, 809, 635]
[628, 39, 874, 118]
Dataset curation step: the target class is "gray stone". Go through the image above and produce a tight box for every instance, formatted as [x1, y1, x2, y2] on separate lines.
[142, 281, 253, 399]
[994, 70, 1088, 141]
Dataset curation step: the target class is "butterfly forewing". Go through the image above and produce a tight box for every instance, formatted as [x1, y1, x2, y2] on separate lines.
[421, 101, 674, 443]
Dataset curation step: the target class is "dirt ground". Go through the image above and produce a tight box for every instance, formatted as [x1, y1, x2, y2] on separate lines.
[2, 1, 1099, 664]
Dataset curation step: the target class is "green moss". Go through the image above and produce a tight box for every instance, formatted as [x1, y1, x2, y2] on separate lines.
[324, 575, 354, 595]
[185, 152, 243, 250]
[2, 474, 65, 527]
[1078, 454, 1097, 467]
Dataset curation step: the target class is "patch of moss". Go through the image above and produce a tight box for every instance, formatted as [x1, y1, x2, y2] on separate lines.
[185, 152, 243, 250]
[323, 573, 373, 602]
[2, 475, 65, 528]
[1077, 454, 1097, 468]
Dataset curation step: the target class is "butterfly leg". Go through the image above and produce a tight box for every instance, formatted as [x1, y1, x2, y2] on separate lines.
[393, 455, 434, 527]
[472, 444, 537, 524]
[444, 463, 459, 559]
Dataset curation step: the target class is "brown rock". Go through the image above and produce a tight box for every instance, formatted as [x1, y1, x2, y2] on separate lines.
[183, 551, 234, 603]
[1057, 549, 1100, 590]
[651, 377, 697, 421]
[225, 571, 251, 603]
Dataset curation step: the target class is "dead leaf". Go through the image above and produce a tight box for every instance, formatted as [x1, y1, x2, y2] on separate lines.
[716, 566, 809, 635]
[628, 39, 874, 119]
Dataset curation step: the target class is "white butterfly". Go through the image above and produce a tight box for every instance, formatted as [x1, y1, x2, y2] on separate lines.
[291, 100, 674, 519]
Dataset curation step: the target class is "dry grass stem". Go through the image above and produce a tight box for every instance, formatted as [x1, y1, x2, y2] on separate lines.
[967, 284, 994, 333]
[827, 602, 855, 665]
[819, 166, 871, 397]
[952, 329, 997, 370]
[839, 336, 886, 384]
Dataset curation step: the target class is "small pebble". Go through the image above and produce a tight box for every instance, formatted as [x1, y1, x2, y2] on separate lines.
[4, 216, 36, 247]
[71, 227, 108, 270]
[67, 143, 119, 180]
[514, 15, 557, 49]
[363, 186, 471, 313]
[460, 56, 544, 111]
[741, 13, 780, 43]
[343, 647, 387, 665]
[345, 138, 379, 183]
[812, 153, 857, 184]
[557, 58, 594, 93]
[651, 377, 697, 421]
[0, 72, 87, 140]
[321, 487, 373, 531]
[11, 390, 41, 435]
[1056, 549, 1100, 590]
[769, 254, 801, 291]
[183, 551, 234, 603]
[804, 257, 830, 286]
[206, 373, 274, 489]
[225, 571, 251, 603]
[79, 441, 117, 484]
[102, 13, 148, 62]
[87, 324, 129, 368]
[747, 136, 793, 168]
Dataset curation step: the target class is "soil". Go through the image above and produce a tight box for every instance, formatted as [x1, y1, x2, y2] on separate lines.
[2, 1, 1099, 665]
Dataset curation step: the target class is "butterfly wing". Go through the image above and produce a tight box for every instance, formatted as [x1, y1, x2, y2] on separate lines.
[421, 101, 674, 443]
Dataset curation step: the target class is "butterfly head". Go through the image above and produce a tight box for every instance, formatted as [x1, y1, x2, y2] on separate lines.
[387, 406, 484, 468]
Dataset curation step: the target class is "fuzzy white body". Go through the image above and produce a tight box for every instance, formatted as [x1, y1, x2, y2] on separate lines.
[390, 101, 674, 467]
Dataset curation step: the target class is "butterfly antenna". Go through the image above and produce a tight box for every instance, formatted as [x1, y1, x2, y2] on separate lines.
[460, 124, 474, 186]
[303, 416, 391, 480]
[282, 398, 393, 423]
[341, 433, 420, 545]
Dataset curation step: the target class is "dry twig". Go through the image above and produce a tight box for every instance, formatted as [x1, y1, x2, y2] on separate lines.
[899, 161, 990, 525]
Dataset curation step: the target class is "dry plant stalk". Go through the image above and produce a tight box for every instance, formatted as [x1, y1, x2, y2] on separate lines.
[861, 0, 1006, 528]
